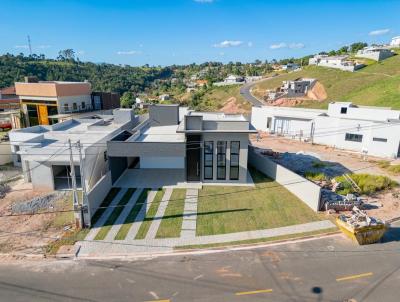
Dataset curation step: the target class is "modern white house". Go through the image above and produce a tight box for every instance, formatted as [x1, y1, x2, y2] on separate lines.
[281, 63, 300, 71]
[252, 102, 400, 158]
[267, 78, 316, 101]
[309, 55, 365, 72]
[214, 75, 245, 86]
[9, 109, 139, 191]
[390, 36, 400, 48]
[356, 46, 394, 61]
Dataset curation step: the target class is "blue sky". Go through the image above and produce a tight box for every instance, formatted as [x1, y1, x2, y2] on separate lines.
[1, 0, 399, 66]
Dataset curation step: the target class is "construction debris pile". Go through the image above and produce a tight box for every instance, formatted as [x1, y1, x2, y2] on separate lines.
[338, 207, 385, 230]
[323, 191, 364, 212]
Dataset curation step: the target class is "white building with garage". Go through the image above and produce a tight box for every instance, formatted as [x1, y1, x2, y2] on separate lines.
[252, 102, 400, 158]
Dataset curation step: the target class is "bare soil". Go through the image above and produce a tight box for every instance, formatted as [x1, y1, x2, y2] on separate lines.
[251, 134, 400, 221]
[220, 97, 248, 114]
[0, 178, 74, 257]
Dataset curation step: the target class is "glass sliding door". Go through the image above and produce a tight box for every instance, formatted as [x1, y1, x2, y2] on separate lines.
[217, 141, 226, 180]
[230, 141, 240, 180]
[203, 141, 213, 180]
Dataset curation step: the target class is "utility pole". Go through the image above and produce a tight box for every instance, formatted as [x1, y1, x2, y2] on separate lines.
[68, 139, 82, 228]
[77, 140, 88, 228]
[27, 35, 32, 56]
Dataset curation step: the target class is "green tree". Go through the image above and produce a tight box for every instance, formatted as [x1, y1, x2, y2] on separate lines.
[120, 91, 135, 108]
[350, 42, 368, 53]
[57, 49, 75, 61]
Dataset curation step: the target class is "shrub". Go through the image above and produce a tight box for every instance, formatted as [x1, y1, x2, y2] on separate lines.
[311, 161, 332, 169]
[305, 171, 327, 181]
[334, 173, 397, 195]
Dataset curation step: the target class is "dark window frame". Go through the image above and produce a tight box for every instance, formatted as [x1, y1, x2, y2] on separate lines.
[217, 141, 226, 180]
[373, 137, 388, 143]
[345, 133, 363, 142]
[203, 141, 213, 180]
[230, 141, 240, 180]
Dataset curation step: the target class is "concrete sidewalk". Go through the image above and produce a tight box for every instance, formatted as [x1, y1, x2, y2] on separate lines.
[77, 220, 336, 257]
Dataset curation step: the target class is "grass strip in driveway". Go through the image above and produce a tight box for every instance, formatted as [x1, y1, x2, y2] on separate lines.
[94, 188, 136, 240]
[196, 168, 322, 236]
[135, 188, 165, 239]
[155, 189, 186, 238]
[114, 188, 150, 240]
[91, 188, 121, 225]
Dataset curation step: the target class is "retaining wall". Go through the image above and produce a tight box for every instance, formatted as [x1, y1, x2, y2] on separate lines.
[249, 147, 322, 211]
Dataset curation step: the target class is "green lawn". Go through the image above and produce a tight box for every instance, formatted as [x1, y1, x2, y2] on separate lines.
[253, 53, 400, 109]
[90, 188, 121, 225]
[155, 189, 187, 238]
[135, 188, 165, 239]
[196, 168, 322, 236]
[94, 188, 136, 240]
[114, 189, 150, 240]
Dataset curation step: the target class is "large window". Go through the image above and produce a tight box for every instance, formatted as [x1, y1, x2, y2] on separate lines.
[345, 133, 363, 142]
[204, 141, 213, 180]
[217, 141, 226, 180]
[230, 141, 240, 180]
[373, 137, 387, 143]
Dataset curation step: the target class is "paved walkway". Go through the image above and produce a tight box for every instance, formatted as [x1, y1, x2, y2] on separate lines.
[124, 189, 158, 240]
[78, 220, 336, 257]
[180, 189, 198, 239]
[85, 188, 128, 241]
[145, 188, 173, 239]
[103, 188, 143, 241]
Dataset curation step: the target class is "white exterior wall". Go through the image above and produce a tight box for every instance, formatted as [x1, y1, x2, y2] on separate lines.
[356, 50, 393, 61]
[57, 95, 92, 113]
[328, 103, 400, 121]
[140, 156, 185, 169]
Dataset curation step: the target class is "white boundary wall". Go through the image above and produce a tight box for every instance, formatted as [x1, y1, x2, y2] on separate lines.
[85, 171, 112, 226]
[249, 147, 322, 211]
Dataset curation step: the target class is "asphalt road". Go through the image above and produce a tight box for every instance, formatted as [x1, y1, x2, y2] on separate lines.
[1, 223, 400, 302]
[239, 81, 265, 106]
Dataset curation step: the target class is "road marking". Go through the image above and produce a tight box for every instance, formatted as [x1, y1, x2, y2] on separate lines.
[235, 289, 273, 296]
[336, 272, 373, 282]
[145, 300, 170, 302]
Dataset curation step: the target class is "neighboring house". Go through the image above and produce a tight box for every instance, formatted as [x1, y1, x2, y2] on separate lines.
[15, 78, 120, 127]
[245, 76, 263, 83]
[107, 104, 256, 185]
[0, 86, 19, 111]
[252, 102, 400, 158]
[214, 75, 245, 86]
[159, 94, 170, 101]
[9, 109, 138, 191]
[281, 63, 300, 71]
[267, 78, 316, 101]
[309, 55, 365, 72]
[390, 36, 400, 48]
[356, 46, 394, 61]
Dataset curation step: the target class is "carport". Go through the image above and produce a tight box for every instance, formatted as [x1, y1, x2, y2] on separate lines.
[52, 165, 82, 190]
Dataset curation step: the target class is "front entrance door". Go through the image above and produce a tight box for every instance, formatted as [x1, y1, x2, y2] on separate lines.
[186, 135, 201, 181]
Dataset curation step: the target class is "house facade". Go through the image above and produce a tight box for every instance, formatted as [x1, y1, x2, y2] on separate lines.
[356, 46, 394, 61]
[309, 55, 364, 72]
[390, 36, 400, 48]
[107, 105, 256, 185]
[252, 102, 400, 158]
[9, 109, 138, 191]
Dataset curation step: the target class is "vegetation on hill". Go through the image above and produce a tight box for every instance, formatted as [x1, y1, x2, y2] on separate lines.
[253, 49, 400, 109]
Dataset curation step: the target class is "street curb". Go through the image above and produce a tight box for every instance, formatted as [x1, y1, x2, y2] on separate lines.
[73, 231, 342, 261]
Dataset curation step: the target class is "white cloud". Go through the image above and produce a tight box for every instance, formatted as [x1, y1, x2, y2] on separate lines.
[194, 0, 214, 3]
[270, 42, 305, 49]
[37, 45, 51, 49]
[369, 28, 390, 36]
[15, 45, 29, 49]
[116, 50, 142, 55]
[213, 40, 243, 48]
[270, 42, 287, 49]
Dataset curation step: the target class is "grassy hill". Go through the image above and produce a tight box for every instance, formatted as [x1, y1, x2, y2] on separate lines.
[252, 49, 400, 109]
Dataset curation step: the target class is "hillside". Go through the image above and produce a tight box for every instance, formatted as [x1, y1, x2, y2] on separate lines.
[252, 50, 400, 109]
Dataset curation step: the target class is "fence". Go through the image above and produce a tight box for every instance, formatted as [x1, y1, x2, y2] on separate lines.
[248, 146, 322, 211]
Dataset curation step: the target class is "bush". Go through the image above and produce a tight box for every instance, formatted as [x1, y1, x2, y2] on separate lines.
[311, 161, 332, 169]
[334, 173, 397, 195]
[305, 171, 327, 181]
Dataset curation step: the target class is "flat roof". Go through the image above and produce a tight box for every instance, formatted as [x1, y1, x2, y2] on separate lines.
[188, 111, 247, 121]
[133, 124, 185, 143]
